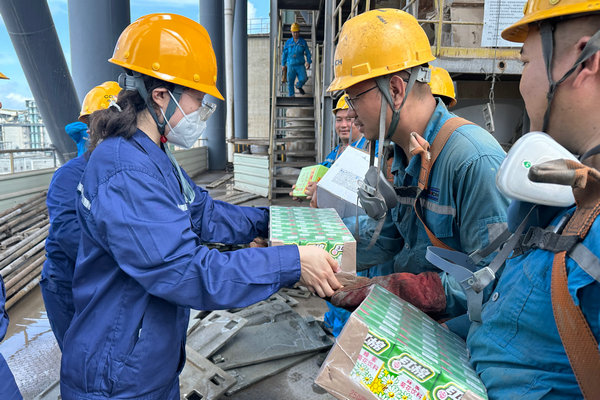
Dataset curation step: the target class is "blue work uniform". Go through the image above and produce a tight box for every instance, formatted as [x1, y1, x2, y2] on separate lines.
[282, 37, 312, 97]
[65, 122, 89, 157]
[0, 278, 23, 399]
[60, 130, 301, 399]
[41, 154, 87, 350]
[351, 100, 509, 317]
[467, 205, 600, 398]
[321, 137, 370, 168]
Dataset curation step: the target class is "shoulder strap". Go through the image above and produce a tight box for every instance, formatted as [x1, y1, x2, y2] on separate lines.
[551, 162, 600, 399]
[414, 117, 474, 250]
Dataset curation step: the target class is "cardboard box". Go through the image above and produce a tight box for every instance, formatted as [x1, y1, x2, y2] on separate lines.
[316, 146, 374, 219]
[292, 164, 329, 197]
[269, 206, 356, 273]
[315, 285, 488, 400]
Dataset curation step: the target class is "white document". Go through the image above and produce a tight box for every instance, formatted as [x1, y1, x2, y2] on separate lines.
[481, 0, 527, 48]
[316, 146, 376, 219]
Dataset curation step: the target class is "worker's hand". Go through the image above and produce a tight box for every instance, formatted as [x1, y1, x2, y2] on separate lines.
[282, 66, 288, 83]
[297, 246, 341, 298]
[288, 185, 303, 201]
[305, 62, 310, 70]
[329, 272, 446, 313]
[249, 237, 268, 248]
[304, 181, 317, 200]
[309, 183, 318, 208]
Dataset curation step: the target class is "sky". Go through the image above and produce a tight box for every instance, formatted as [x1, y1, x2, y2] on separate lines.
[0, 0, 270, 110]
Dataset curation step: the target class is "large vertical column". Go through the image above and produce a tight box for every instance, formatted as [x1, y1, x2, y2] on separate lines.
[321, 0, 335, 158]
[68, 0, 130, 102]
[233, 0, 248, 140]
[0, 0, 77, 163]
[200, 0, 227, 170]
[224, 0, 235, 162]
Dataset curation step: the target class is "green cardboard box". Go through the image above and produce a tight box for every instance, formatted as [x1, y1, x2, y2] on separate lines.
[269, 206, 356, 273]
[315, 285, 488, 400]
[292, 165, 329, 197]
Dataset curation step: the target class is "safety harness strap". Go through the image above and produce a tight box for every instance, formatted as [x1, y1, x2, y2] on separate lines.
[426, 203, 537, 322]
[551, 161, 600, 399]
[569, 243, 600, 282]
[413, 117, 473, 250]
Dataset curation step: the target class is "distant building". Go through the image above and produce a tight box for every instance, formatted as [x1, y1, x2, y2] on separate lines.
[0, 100, 55, 174]
[0, 99, 50, 150]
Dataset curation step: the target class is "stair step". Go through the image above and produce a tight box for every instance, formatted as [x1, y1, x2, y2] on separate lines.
[276, 117, 315, 121]
[272, 174, 300, 180]
[274, 150, 316, 156]
[276, 97, 313, 107]
[274, 127, 314, 132]
[274, 161, 317, 167]
[274, 137, 315, 143]
[271, 187, 294, 194]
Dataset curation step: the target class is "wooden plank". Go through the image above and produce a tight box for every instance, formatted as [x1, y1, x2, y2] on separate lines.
[206, 173, 233, 189]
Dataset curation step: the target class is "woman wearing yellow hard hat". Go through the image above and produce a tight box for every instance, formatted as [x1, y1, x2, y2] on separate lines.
[60, 14, 340, 399]
[466, 1, 600, 399]
[41, 81, 121, 357]
[429, 66, 457, 108]
[63, 81, 122, 158]
[282, 21, 312, 96]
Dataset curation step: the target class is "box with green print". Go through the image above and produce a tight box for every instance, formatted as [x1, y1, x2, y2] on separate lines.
[315, 285, 487, 400]
[269, 206, 356, 273]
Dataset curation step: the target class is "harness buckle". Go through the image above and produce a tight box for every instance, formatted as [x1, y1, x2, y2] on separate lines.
[470, 267, 495, 293]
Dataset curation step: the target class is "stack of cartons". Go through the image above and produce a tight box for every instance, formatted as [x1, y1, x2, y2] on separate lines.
[316, 285, 487, 400]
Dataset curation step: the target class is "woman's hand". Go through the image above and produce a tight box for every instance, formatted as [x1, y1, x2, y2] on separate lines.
[297, 246, 342, 298]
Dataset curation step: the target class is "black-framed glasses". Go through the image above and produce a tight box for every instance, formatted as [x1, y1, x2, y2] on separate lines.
[345, 85, 377, 109]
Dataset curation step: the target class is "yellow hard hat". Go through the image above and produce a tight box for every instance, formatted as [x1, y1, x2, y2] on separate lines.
[429, 66, 457, 108]
[79, 81, 121, 122]
[502, 0, 600, 42]
[109, 13, 224, 100]
[327, 9, 435, 92]
[291, 22, 300, 32]
[0, 72, 8, 79]
[332, 95, 350, 114]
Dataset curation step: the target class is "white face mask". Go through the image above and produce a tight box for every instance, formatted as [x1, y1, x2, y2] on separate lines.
[162, 91, 216, 149]
[496, 132, 578, 207]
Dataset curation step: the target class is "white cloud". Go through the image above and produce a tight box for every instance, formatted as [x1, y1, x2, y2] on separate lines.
[6, 92, 28, 103]
[248, 1, 257, 20]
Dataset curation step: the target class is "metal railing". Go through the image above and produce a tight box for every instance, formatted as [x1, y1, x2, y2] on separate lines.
[248, 17, 270, 34]
[0, 148, 58, 175]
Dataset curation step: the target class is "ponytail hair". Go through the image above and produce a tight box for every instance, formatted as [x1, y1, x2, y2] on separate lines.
[88, 72, 175, 151]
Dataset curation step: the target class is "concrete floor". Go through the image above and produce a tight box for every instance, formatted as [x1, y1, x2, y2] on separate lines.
[0, 169, 337, 399]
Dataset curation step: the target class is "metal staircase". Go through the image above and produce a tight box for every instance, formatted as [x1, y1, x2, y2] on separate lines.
[267, 11, 320, 200]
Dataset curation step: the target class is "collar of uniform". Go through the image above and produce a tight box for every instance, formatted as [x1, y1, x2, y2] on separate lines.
[392, 98, 452, 180]
[131, 129, 173, 172]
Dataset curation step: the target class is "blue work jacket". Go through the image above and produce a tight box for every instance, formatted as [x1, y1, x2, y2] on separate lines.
[282, 37, 312, 67]
[349, 100, 509, 315]
[467, 206, 600, 398]
[43, 154, 88, 284]
[321, 137, 369, 168]
[0, 278, 22, 399]
[60, 130, 301, 399]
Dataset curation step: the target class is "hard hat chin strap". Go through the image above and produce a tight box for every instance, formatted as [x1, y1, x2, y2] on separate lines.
[540, 23, 600, 133]
[118, 71, 184, 136]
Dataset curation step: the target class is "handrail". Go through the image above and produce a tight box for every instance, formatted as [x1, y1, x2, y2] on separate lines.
[312, 11, 322, 163]
[0, 148, 55, 154]
[0, 147, 58, 174]
[268, 15, 283, 200]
